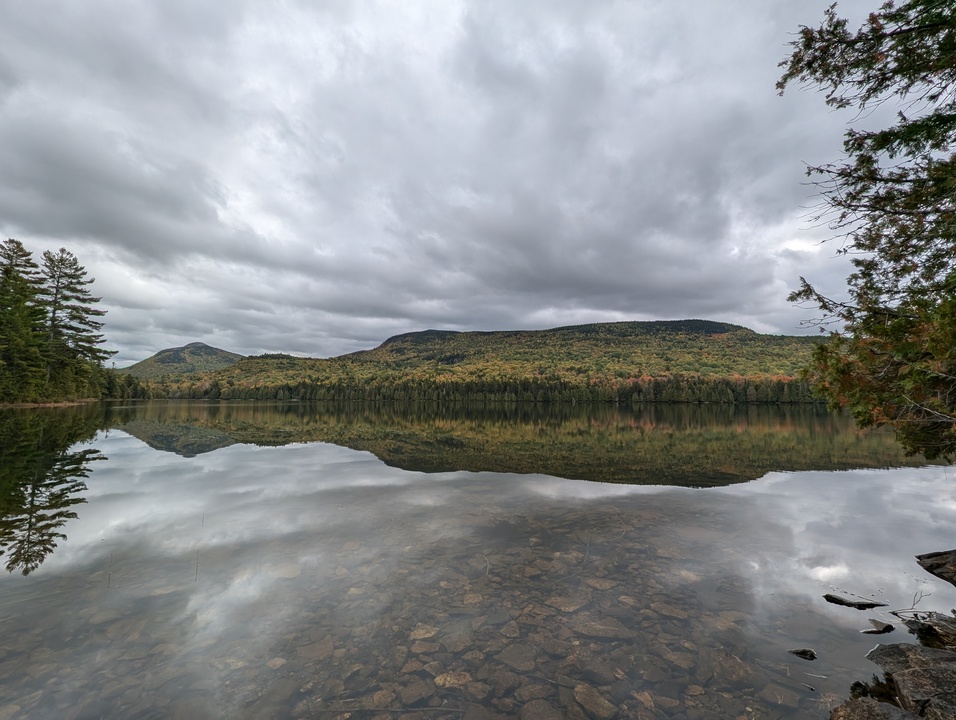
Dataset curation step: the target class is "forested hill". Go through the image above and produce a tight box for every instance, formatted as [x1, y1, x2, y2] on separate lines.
[123, 342, 245, 379]
[140, 320, 826, 404]
[365, 320, 771, 370]
[379, 319, 748, 348]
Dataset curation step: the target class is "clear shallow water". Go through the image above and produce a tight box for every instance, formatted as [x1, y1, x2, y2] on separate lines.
[1, 403, 955, 719]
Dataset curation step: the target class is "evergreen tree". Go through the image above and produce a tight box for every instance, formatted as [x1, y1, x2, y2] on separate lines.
[0, 240, 45, 401]
[779, 1, 956, 458]
[0, 242, 116, 403]
[38, 248, 114, 396]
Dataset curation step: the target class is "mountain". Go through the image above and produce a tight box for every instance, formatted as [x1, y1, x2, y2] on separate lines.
[121, 342, 245, 379]
[343, 319, 817, 379]
[148, 320, 825, 403]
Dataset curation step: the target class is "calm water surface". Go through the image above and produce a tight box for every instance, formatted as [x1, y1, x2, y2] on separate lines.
[1, 402, 955, 719]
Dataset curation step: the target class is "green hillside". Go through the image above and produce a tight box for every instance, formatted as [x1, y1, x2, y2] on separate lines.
[122, 342, 244, 379]
[145, 320, 825, 404]
[355, 320, 810, 377]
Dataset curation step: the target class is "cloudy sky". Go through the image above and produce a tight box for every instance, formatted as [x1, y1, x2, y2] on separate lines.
[0, 1, 876, 365]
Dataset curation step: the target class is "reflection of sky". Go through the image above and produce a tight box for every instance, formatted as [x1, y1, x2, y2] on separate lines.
[3, 430, 956, 717]
[525, 465, 956, 621]
[54, 432, 424, 563]
[713, 467, 956, 639]
[11, 430, 956, 618]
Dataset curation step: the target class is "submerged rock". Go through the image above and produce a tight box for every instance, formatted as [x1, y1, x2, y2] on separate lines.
[545, 596, 587, 613]
[519, 699, 563, 720]
[399, 677, 434, 706]
[569, 615, 636, 640]
[409, 623, 440, 640]
[435, 671, 473, 688]
[789, 648, 817, 661]
[573, 683, 618, 720]
[496, 643, 536, 672]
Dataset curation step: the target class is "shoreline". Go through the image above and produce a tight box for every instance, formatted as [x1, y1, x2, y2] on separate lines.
[0, 399, 99, 409]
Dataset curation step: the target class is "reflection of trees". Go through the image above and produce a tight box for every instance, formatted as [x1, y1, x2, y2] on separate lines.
[105, 400, 933, 486]
[0, 407, 105, 575]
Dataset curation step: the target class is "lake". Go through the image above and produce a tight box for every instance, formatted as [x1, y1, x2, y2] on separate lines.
[1, 401, 954, 719]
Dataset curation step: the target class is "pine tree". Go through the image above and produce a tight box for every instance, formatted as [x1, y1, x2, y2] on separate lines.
[38, 248, 114, 396]
[0, 240, 45, 401]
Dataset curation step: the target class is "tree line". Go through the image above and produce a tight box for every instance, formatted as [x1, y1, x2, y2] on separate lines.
[160, 372, 819, 405]
[0, 239, 140, 403]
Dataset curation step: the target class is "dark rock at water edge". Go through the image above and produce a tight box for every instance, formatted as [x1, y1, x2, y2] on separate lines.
[829, 697, 920, 720]
[915, 549, 956, 589]
[897, 611, 956, 649]
[826, 546, 956, 720]
[828, 643, 956, 720]
[867, 642, 956, 675]
[893, 665, 956, 718]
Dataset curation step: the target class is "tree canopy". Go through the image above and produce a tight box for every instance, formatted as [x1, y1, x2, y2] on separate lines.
[778, 0, 956, 459]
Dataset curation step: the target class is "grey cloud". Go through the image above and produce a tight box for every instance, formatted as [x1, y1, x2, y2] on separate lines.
[0, 0, 876, 362]
[0, 116, 227, 256]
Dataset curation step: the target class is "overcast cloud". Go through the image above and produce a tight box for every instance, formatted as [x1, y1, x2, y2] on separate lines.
[0, 1, 875, 364]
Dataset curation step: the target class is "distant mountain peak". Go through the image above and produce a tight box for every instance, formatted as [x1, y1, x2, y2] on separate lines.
[121, 342, 245, 379]
[381, 329, 461, 346]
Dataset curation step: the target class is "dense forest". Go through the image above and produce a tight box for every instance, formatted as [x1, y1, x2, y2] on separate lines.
[136, 320, 825, 404]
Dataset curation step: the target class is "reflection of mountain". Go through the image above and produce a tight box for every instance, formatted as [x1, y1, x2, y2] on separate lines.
[102, 401, 932, 487]
[116, 420, 234, 457]
[0, 406, 106, 575]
